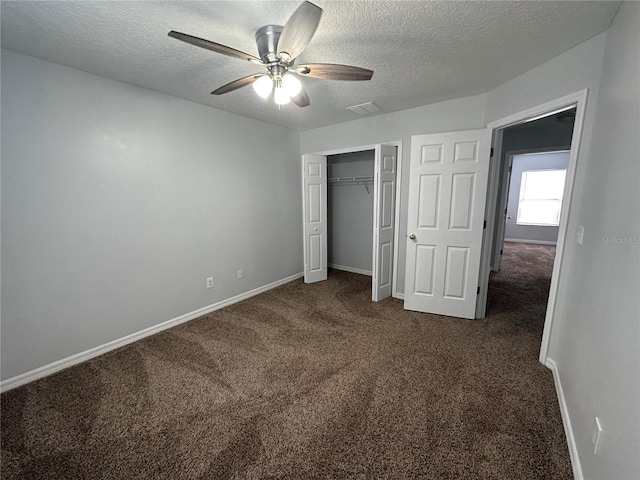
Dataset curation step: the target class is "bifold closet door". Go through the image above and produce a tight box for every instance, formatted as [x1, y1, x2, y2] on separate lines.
[372, 145, 397, 301]
[302, 154, 327, 283]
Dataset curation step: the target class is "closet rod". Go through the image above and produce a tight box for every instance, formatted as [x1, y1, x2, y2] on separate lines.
[327, 176, 374, 183]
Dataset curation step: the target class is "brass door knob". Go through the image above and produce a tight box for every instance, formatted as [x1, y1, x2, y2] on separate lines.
[409, 234, 416, 240]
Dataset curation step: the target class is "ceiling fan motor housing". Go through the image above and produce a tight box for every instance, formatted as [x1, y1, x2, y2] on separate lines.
[255, 25, 284, 63]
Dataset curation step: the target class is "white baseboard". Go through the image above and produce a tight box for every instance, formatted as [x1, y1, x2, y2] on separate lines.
[394, 292, 405, 300]
[0, 272, 303, 393]
[545, 358, 583, 480]
[505, 238, 557, 245]
[328, 263, 372, 276]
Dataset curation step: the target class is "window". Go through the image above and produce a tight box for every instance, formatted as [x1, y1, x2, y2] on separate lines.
[516, 169, 566, 226]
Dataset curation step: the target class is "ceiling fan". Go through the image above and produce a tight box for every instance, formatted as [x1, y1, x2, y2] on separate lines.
[168, 1, 373, 107]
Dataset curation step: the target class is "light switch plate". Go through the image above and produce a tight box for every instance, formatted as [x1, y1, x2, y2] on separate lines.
[577, 226, 584, 245]
[592, 417, 603, 455]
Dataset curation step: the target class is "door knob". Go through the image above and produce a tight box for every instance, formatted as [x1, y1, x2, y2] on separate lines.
[409, 234, 416, 240]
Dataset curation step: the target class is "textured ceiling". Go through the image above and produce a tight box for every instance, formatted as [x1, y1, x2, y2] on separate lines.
[0, 1, 619, 131]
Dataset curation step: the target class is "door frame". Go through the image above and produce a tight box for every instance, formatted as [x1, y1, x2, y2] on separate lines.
[491, 146, 572, 271]
[302, 141, 403, 299]
[477, 89, 588, 364]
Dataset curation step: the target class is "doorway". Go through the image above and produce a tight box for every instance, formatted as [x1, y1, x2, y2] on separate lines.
[491, 109, 575, 271]
[477, 89, 588, 364]
[327, 150, 375, 276]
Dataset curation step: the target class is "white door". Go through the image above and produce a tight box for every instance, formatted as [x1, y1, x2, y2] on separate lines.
[302, 154, 327, 283]
[372, 145, 397, 301]
[404, 129, 491, 319]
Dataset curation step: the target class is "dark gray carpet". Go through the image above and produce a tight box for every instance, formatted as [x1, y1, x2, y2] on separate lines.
[1, 242, 572, 479]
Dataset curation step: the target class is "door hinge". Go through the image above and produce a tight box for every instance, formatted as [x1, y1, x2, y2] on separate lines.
[477, 286, 481, 294]
[483, 220, 487, 229]
[500, 249, 503, 255]
[490, 147, 494, 157]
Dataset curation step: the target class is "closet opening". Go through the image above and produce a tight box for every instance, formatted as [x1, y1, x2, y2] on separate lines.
[302, 143, 400, 301]
[327, 150, 375, 277]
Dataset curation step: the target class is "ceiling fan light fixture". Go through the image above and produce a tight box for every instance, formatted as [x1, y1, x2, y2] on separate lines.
[282, 74, 302, 97]
[274, 85, 291, 105]
[253, 75, 274, 99]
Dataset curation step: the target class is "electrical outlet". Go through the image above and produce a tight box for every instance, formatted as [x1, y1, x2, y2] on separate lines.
[592, 417, 603, 455]
[237, 269, 243, 280]
[206, 277, 214, 289]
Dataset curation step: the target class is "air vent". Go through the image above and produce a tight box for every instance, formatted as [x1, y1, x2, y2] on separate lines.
[346, 101, 383, 116]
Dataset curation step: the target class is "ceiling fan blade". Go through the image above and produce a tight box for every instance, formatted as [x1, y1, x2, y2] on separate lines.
[277, 1, 323, 62]
[169, 31, 262, 63]
[291, 86, 310, 108]
[211, 74, 265, 95]
[296, 64, 374, 81]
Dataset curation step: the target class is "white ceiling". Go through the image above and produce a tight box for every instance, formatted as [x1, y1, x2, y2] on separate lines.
[0, 1, 619, 131]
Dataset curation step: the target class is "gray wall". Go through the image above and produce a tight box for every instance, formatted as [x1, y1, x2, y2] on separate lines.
[548, 3, 640, 479]
[502, 118, 574, 154]
[300, 94, 488, 294]
[1, 50, 302, 380]
[327, 150, 375, 273]
[505, 151, 570, 243]
[486, 6, 639, 478]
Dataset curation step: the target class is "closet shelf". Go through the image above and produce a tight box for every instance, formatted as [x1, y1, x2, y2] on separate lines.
[328, 176, 374, 194]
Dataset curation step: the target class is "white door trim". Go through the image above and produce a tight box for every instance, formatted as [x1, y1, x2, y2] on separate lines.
[308, 144, 379, 157]
[387, 141, 403, 300]
[478, 89, 589, 365]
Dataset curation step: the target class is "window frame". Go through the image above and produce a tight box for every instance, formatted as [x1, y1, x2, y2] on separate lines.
[516, 168, 567, 227]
